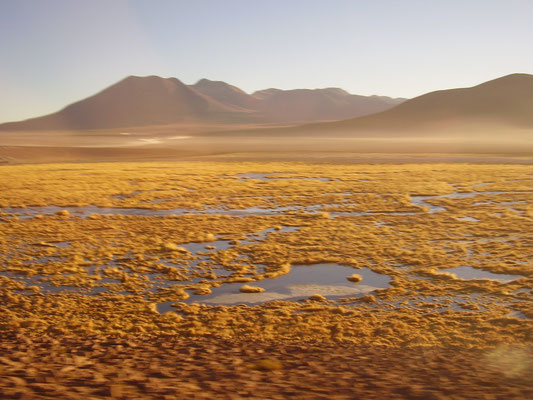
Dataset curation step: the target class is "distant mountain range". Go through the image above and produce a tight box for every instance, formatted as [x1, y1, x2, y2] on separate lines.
[2, 73, 531, 135]
[204, 73, 532, 139]
[0, 76, 406, 131]
[293, 73, 533, 135]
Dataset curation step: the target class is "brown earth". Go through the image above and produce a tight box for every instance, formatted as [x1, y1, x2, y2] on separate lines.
[1, 334, 531, 400]
[0, 130, 531, 165]
[1, 145, 532, 165]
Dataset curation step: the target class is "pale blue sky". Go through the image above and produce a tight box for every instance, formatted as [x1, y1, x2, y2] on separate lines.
[1, 0, 532, 122]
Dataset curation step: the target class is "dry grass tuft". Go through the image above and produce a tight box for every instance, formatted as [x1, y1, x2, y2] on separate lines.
[239, 285, 265, 293]
[347, 274, 363, 283]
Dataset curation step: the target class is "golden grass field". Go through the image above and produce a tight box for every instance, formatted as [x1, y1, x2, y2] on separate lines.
[1, 161, 531, 346]
[1, 160, 532, 399]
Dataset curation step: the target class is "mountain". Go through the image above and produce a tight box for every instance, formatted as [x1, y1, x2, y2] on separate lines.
[0, 76, 405, 130]
[3, 73, 530, 133]
[191, 78, 259, 110]
[301, 73, 533, 134]
[250, 87, 405, 123]
[192, 80, 405, 123]
[0, 76, 251, 131]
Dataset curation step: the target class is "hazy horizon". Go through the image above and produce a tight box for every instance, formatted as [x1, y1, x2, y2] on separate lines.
[1, 0, 533, 123]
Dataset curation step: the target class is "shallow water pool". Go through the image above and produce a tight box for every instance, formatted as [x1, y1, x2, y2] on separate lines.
[437, 266, 524, 283]
[184, 263, 391, 306]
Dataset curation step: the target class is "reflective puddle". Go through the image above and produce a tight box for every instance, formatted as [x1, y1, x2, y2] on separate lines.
[330, 211, 417, 217]
[4, 189, 530, 220]
[183, 264, 391, 306]
[233, 173, 272, 181]
[506, 311, 529, 320]
[3, 205, 193, 219]
[437, 266, 525, 283]
[2, 205, 302, 219]
[2, 228, 305, 297]
[232, 173, 331, 182]
[456, 216, 480, 222]
[410, 192, 478, 213]
[410, 196, 447, 213]
[471, 182, 494, 188]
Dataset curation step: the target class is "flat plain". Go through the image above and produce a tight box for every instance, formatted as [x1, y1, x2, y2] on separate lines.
[1, 160, 532, 399]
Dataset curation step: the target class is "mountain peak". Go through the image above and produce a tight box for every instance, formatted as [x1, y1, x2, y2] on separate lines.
[191, 78, 256, 109]
[194, 78, 223, 85]
[0, 74, 239, 130]
[118, 75, 185, 86]
[122, 74, 171, 82]
[473, 73, 533, 90]
[322, 88, 351, 96]
[192, 78, 248, 93]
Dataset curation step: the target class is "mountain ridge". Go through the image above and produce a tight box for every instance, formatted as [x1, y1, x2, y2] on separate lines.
[321, 73, 533, 131]
[0, 76, 406, 131]
[254, 72, 533, 137]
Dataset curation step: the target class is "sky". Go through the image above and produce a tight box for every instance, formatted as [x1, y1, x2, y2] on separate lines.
[1, 0, 532, 123]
